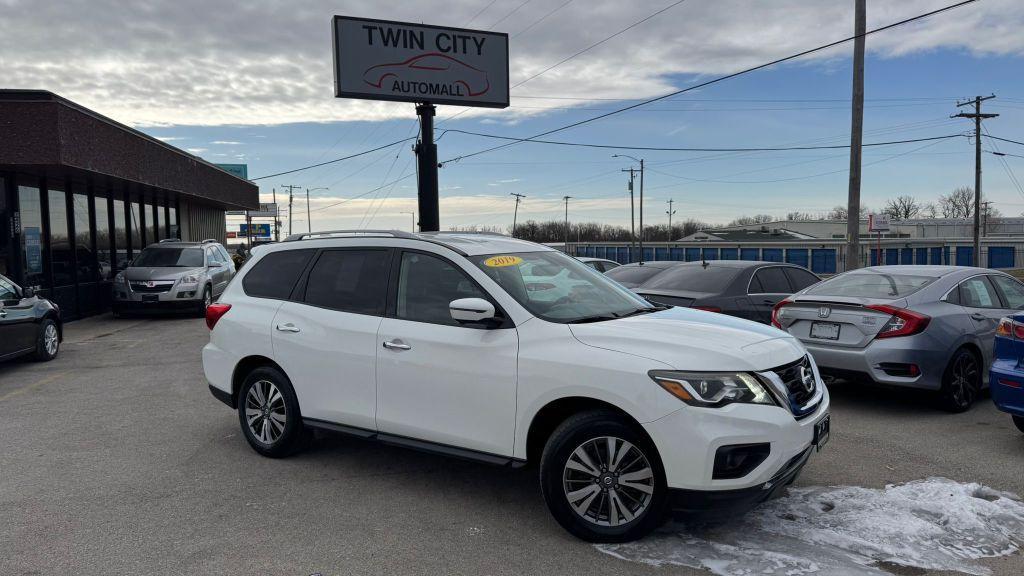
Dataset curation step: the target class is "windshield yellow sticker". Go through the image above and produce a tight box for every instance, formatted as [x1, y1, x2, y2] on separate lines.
[484, 255, 523, 268]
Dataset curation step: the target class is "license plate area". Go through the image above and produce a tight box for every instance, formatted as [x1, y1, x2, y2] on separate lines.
[813, 414, 830, 451]
[810, 321, 840, 340]
[141, 294, 159, 303]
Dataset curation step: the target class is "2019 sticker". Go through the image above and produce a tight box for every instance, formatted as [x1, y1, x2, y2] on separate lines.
[484, 255, 523, 268]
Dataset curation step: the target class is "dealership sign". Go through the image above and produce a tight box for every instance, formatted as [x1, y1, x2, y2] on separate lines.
[868, 213, 891, 232]
[332, 16, 509, 108]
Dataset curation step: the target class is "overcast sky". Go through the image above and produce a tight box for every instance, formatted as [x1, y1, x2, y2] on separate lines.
[4, 0, 1024, 233]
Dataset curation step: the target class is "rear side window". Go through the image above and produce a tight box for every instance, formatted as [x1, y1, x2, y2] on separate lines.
[605, 265, 669, 287]
[243, 249, 315, 300]
[784, 267, 820, 291]
[304, 249, 391, 315]
[752, 267, 791, 293]
[641, 265, 740, 292]
[991, 275, 1024, 310]
[959, 276, 1001, 309]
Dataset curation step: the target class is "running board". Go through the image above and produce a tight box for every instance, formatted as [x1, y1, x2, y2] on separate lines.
[302, 417, 526, 468]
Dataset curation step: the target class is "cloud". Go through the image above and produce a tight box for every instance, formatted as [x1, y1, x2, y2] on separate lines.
[1, 1, 1021, 127]
[154, 136, 187, 141]
[185, 147, 208, 154]
[210, 140, 244, 145]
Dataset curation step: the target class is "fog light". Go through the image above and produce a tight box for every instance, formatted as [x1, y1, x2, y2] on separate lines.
[878, 363, 920, 377]
[713, 443, 770, 479]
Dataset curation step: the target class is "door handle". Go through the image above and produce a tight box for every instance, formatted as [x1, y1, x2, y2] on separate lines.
[0, 310, 6, 318]
[762, 299, 776, 305]
[970, 313, 986, 321]
[275, 323, 301, 333]
[382, 340, 411, 351]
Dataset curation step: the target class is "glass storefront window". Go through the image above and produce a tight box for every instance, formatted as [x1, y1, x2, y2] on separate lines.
[113, 198, 127, 270]
[94, 195, 112, 280]
[145, 201, 156, 245]
[19, 181, 44, 287]
[73, 192, 96, 283]
[168, 206, 178, 240]
[49, 185, 73, 287]
[130, 201, 142, 254]
[0, 175, 7, 277]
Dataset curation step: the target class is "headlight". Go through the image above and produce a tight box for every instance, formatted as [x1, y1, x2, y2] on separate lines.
[179, 274, 199, 285]
[649, 370, 776, 408]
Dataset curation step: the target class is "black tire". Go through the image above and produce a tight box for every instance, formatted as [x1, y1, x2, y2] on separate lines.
[539, 410, 668, 543]
[1013, 415, 1024, 434]
[237, 366, 308, 458]
[196, 285, 213, 318]
[33, 318, 60, 361]
[938, 347, 982, 413]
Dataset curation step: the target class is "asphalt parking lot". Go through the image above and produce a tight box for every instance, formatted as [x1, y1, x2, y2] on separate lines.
[1, 315, 1022, 575]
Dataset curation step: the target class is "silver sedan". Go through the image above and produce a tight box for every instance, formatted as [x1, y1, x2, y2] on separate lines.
[772, 265, 1024, 412]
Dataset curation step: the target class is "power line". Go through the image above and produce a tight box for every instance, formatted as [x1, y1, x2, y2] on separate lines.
[986, 134, 1024, 147]
[511, 0, 575, 38]
[440, 128, 965, 152]
[250, 137, 416, 180]
[489, 0, 533, 30]
[464, 0, 499, 26]
[512, 0, 687, 90]
[438, 0, 978, 166]
[310, 174, 417, 213]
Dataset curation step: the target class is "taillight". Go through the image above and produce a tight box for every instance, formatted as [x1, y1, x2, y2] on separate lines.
[865, 304, 930, 338]
[771, 299, 793, 328]
[996, 317, 1024, 339]
[205, 303, 232, 330]
[693, 305, 722, 313]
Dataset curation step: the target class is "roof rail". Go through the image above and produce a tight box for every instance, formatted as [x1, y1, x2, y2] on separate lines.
[283, 229, 417, 242]
[158, 238, 182, 243]
[422, 230, 509, 237]
[281, 229, 469, 256]
[200, 238, 219, 244]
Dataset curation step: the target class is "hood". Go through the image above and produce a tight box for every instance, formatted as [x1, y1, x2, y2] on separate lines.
[125, 267, 204, 281]
[568, 306, 804, 372]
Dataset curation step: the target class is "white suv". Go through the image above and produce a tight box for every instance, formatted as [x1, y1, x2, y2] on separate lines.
[202, 231, 830, 542]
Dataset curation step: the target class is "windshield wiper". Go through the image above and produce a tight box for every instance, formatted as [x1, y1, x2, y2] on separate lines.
[567, 314, 619, 324]
[616, 305, 671, 319]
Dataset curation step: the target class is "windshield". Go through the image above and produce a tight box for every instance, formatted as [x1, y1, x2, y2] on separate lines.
[472, 251, 653, 323]
[133, 247, 204, 268]
[806, 271, 936, 299]
[639, 265, 741, 292]
[604, 264, 671, 288]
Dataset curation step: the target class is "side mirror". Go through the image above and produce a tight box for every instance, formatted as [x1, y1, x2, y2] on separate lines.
[449, 297, 496, 324]
[22, 286, 35, 299]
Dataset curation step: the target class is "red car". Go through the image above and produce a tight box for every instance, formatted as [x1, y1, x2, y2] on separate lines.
[362, 53, 491, 97]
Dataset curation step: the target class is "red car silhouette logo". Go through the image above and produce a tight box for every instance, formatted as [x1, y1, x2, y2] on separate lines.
[363, 53, 491, 97]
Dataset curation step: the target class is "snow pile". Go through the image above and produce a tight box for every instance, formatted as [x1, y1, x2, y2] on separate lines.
[598, 478, 1024, 575]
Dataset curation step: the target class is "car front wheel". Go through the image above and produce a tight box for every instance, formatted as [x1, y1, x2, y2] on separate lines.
[237, 366, 307, 458]
[539, 410, 668, 542]
[33, 319, 59, 361]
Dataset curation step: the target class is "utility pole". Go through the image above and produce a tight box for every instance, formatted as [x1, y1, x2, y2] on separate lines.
[280, 184, 301, 236]
[272, 188, 279, 242]
[401, 211, 416, 232]
[562, 196, 573, 247]
[666, 199, 677, 238]
[305, 187, 327, 233]
[510, 193, 526, 237]
[845, 0, 866, 271]
[622, 168, 636, 262]
[954, 94, 998, 266]
[638, 159, 645, 263]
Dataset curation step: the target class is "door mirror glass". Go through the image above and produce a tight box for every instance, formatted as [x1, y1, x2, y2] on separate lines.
[22, 286, 35, 299]
[449, 298, 496, 324]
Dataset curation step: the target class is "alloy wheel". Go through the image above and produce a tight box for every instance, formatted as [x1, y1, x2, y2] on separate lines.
[951, 352, 979, 407]
[244, 380, 287, 444]
[43, 324, 59, 357]
[562, 436, 654, 527]
[203, 289, 213, 309]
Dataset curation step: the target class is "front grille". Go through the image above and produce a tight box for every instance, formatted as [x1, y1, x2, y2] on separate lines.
[771, 355, 819, 417]
[129, 281, 174, 293]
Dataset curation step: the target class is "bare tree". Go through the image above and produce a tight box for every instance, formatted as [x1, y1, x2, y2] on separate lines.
[883, 195, 920, 220]
[727, 214, 774, 226]
[827, 205, 869, 221]
[939, 187, 975, 218]
[920, 202, 938, 219]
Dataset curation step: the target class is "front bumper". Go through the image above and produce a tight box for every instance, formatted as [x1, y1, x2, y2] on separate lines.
[801, 336, 946, 390]
[990, 361, 1024, 417]
[113, 283, 203, 310]
[668, 445, 811, 520]
[642, 384, 829, 495]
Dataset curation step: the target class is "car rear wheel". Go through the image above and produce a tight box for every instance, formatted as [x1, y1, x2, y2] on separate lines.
[539, 410, 668, 542]
[237, 366, 307, 458]
[939, 347, 981, 413]
[1013, 416, 1024, 434]
[33, 319, 59, 361]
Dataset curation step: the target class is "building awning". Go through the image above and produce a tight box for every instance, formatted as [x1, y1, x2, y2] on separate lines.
[0, 90, 258, 210]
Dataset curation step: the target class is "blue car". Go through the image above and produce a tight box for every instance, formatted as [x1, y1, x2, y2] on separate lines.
[989, 315, 1024, 433]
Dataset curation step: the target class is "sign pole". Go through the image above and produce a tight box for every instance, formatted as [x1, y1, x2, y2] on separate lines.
[415, 102, 440, 232]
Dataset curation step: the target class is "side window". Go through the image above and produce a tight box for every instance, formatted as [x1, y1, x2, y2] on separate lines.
[991, 275, 1024, 310]
[216, 245, 231, 263]
[0, 277, 18, 301]
[243, 249, 315, 300]
[205, 248, 218, 265]
[959, 276, 1001, 309]
[396, 252, 488, 326]
[784, 267, 820, 291]
[304, 250, 391, 315]
[753, 267, 791, 293]
[747, 274, 764, 295]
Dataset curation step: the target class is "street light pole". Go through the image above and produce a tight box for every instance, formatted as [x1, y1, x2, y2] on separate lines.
[305, 187, 328, 234]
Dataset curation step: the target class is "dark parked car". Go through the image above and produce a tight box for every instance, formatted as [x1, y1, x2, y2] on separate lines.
[0, 273, 62, 363]
[603, 260, 680, 288]
[629, 260, 821, 323]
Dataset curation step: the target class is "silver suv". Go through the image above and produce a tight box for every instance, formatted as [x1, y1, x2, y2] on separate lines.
[113, 240, 235, 316]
